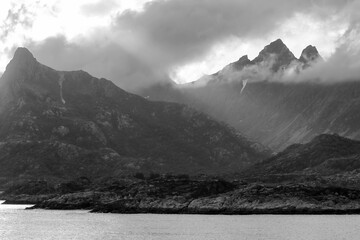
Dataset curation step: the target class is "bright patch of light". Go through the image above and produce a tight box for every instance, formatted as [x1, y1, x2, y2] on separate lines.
[170, 37, 267, 84]
[273, 13, 348, 59]
[0, 0, 154, 73]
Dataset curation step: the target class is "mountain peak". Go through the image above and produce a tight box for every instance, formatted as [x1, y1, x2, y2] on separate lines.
[238, 55, 249, 61]
[5, 47, 38, 73]
[13, 47, 35, 60]
[299, 45, 322, 65]
[262, 39, 287, 54]
[253, 39, 296, 72]
[231, 55, 252, 71]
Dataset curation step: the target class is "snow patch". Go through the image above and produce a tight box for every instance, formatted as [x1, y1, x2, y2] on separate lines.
[240, 79, 248, 94]
[58, 73, 66, 104]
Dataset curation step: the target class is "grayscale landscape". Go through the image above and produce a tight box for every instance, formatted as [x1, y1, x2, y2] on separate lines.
[1, 0, 360, 239]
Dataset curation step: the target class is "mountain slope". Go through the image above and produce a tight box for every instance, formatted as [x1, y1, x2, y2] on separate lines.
[0, 48, 270, 185]
[245, 134, 360, 177]
[140, 40, 360, 151]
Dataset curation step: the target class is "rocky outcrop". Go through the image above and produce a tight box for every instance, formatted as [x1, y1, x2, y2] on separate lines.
[3, 175, 360, 214]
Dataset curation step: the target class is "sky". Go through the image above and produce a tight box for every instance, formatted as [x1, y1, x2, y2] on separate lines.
[0, 0, 359, 90]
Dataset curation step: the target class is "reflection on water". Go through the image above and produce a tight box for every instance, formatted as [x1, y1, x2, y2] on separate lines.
[0, 204, 360, 240]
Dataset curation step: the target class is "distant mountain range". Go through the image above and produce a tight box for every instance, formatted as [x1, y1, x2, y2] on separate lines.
[140, 39, 360, 151]
[0, 48, 270, 186]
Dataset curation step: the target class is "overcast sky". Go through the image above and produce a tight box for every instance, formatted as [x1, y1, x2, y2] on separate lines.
[0, 0, 359, 90]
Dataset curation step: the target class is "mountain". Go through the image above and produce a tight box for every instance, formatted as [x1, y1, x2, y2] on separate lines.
[227, 55, 252, 71]
[252, 38, 297, 72]
[245, 134, 360, 178]
[299, 45, 322, 67]
[0, 48, 270, 186]
[210, 39, 311, 81]
[140, 39, 360, 151]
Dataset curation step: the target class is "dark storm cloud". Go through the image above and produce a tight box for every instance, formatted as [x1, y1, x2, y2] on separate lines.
[23, 35, 162, 91]
[16, 0, 359, 90]
[114, 0, 345, 71]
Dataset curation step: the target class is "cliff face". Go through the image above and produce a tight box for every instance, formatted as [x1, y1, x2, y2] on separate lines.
[0, 48, 270, 185]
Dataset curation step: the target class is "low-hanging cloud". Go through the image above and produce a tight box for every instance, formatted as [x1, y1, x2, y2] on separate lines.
[6, 0, 360, 90]
[113, 0, 333, 76]
[24, 35, 162, 90]
[294, 4, 360, 83]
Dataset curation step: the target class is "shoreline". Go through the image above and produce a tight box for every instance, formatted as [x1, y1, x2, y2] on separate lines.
[3, 201, 360, 216]
[3, 177, 360, 216]
[3, 199, 360, 215]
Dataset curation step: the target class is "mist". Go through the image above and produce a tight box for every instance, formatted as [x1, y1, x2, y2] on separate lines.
[2, 0, 356, 91]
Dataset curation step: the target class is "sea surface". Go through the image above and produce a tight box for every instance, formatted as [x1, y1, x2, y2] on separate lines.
[1, 200, 360, 240]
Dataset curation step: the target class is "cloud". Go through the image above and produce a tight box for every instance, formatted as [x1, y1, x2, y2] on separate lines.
[114, 0, 314, 70]
[0, 4, 34, 42]
[283, 1, 360, 83]
[81, 0, 119, 16]
[109, 0, 360, 86]
[23, 35, 163, 90]
[295, 31, 360, 83]
[3, 0, 360, 90]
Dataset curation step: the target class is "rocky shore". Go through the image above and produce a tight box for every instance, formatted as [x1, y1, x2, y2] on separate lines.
[2, 175, 360, 214]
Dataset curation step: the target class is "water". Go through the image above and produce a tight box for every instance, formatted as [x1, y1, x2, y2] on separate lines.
[1, 201, 360, 240]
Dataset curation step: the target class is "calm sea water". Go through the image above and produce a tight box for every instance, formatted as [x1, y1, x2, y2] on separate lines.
[1, 200, 360, 240]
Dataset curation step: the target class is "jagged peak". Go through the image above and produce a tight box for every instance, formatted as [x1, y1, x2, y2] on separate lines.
[231, 55, 253, 71]
[272, 38, 285, 45]
[253, 39, 296, 72]
[303, 45, 317, 52]
[261, 39, 288, 54]
[299, 45, 321, 63]
[238, 55, 249, 61]
[254, 39, 295, 60]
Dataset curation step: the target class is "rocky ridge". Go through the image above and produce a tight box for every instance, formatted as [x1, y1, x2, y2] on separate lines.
[2, 174, 360, 214]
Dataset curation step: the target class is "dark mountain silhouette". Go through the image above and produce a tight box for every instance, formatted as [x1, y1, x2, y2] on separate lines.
[0, 48, 270, 186]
